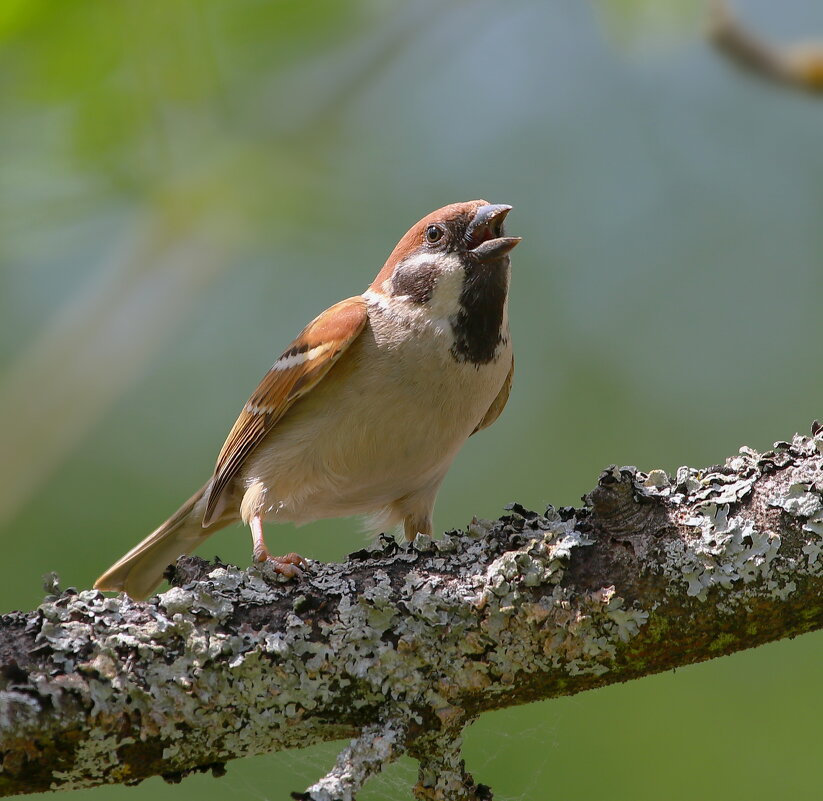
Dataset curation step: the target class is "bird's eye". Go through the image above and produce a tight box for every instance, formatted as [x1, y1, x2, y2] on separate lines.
[425, 225, 444, 244]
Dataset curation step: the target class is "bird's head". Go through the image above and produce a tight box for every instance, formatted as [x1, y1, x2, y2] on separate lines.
[370, 200, 520, 363]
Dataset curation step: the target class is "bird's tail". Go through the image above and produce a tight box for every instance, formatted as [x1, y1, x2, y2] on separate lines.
[94, 484, 228, 601]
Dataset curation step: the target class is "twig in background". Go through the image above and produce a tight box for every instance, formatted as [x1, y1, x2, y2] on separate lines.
[709, 0, 823, 93]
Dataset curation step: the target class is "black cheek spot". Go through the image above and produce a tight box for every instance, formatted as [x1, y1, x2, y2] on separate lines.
[391, 264, 438, 304]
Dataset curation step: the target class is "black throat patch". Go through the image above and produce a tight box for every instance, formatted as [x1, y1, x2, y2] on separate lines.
[449, 259, 509, 365]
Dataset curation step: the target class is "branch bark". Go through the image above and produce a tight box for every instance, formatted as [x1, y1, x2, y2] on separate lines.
[2, 426, 823, 799]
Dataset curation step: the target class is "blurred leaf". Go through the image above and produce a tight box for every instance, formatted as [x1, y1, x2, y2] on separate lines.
[0, 0, 40, 42]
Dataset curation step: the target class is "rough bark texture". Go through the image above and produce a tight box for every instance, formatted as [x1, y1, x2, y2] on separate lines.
[2, 428, 823, 799]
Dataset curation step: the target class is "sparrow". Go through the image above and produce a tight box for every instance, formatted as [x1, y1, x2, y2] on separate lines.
[94, 200, 519, 600]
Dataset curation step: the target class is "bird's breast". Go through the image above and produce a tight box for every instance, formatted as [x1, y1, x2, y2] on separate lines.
[240, 301, 511, 520]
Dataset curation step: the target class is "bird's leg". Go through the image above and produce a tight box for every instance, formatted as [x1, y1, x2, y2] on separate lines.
[250, 515, 269, 562]
[250, 515, 307, 577]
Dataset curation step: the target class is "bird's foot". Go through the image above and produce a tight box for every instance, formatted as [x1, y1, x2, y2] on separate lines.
[256, 549, 307, 578]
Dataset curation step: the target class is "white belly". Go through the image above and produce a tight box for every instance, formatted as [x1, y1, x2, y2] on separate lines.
[239, 301, 511, 531]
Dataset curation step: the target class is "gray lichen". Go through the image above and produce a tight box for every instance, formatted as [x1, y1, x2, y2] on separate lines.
[2, 427, 823, 800]
[300, 721, 405, 801]
[665, 504, 780, 600]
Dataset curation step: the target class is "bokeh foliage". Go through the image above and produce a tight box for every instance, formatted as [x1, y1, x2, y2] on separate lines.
[1, 1, 822, 799]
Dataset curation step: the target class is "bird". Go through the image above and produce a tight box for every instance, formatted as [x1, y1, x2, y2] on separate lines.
[94, 200, 519, 600]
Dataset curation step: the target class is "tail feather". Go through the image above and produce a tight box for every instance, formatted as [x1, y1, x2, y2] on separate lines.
[94, 485, 227, 601]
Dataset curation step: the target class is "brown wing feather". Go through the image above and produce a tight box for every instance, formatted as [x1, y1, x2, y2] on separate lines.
[203, 296, 368, 524]
[472, 355, 514, 435]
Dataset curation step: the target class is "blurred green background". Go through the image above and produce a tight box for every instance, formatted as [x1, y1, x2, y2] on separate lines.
[2, 0, 822, 798]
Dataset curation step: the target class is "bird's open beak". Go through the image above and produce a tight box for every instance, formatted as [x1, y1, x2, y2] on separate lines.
[467, 204, 521, 261]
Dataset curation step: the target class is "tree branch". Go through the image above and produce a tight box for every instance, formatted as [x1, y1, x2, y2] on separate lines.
[2, 426, 823, 799]
[709, 0, 823, 93]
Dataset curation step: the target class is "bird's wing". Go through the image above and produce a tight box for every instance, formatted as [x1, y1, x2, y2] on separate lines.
[472, 354, 514, 435]
[203, 295, 368, 524]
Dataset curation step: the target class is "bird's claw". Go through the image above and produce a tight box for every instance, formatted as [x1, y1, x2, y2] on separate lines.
[259, 551, 307, 579]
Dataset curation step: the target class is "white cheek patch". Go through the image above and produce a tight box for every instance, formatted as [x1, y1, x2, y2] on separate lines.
[398, 252, 461, 276]
[396, 253, 440, 273]
[426, 256, 464, 320]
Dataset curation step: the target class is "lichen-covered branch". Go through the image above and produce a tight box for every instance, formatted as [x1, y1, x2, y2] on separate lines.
[3, 428, 823, 799]
[709, 0, 823, 93]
